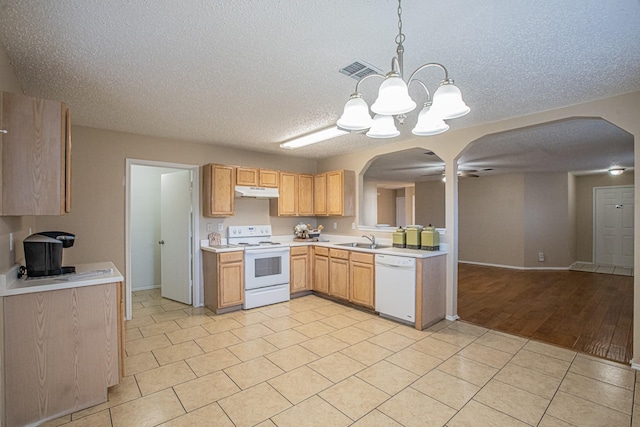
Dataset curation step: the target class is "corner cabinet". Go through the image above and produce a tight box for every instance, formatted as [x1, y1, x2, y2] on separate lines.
[314, 170, 355, 216]
[1, 92, 71, 216]
[203, 163, 235, 217]
[203, 251, 244, 313]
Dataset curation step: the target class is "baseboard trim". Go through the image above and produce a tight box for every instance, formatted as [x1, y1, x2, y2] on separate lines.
[132, 285, 160, 291]
[459, 260, 570, 271]
[446, 314, 460, 321]
[631, 361, 640, 371]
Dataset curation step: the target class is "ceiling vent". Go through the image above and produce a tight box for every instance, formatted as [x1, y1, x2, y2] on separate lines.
[339, 60, 383, 81]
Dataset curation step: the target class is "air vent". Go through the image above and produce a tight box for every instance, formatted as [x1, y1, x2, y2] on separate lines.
[339, 60, 383, 81]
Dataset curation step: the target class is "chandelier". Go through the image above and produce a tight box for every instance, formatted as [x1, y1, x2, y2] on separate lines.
[337, 0, 470, 138]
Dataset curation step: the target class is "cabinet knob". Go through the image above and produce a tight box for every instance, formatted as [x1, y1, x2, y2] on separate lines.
[158, 240, 165, 245]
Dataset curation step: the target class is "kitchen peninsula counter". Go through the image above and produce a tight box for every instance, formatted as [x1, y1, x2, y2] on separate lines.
[0, 262, 124, 427]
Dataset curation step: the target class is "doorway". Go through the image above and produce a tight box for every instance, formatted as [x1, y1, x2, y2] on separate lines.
[125, 159, 201, 320]
[594, 185, 634, 268]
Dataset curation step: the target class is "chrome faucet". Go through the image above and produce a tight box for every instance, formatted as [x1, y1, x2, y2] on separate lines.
[362, 234, 376, 246]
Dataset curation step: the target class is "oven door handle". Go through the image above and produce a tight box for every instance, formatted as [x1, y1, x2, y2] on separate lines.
[244, 247, 290, 255]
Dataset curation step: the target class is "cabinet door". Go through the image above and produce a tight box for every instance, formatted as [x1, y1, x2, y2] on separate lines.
[326, 170, 344, 216]
[313, 173, 327, 216]
[350, 261, 375, 309]
[290, 250, 311, 294]
[259, 169, 279, 188]
[203, 164, 235, 217]
[278, 172, 298, 216]
[329, 257, 349, 300]
[1, 92, 68, 215]
[313, 254, 329, 294]
[236, 167, 259, 186]
[298, 174, 314, 216]
[219, 261, 244, 307]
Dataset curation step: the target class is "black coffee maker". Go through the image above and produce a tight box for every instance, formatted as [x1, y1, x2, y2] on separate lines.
[23, 232, 76, 277]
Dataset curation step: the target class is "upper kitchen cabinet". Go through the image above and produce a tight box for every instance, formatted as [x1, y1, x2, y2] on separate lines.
[235, 167, 279, 188]
[298, 174, 314, 216]
[203, 163, 235, 217]
[1, 92, 71, 216]
[315, 170, 355, 216]
[270, 171, 298, 216]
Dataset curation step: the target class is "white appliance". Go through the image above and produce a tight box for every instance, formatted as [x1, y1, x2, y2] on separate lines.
[234, 186, 279, 199]
[227, 225, 290, 309]
[375, 254, 416, 324]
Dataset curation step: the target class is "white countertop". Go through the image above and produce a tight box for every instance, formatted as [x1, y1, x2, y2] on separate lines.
[201, 235, 447, 259]
[0, 262, 124, 296]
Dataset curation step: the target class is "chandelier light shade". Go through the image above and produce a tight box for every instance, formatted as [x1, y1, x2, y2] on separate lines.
[371, 73, 417, 116]
[335, 0, 470, 139]
[366, 114, 400, 138]
[337, 94, 373, 131]
[412, 103, 450, 136]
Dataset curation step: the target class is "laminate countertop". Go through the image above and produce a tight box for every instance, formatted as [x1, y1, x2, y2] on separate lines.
[0, 262, 124, 296]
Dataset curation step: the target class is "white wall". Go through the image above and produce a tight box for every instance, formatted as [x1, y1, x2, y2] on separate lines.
[362, 181, 378, 226]
[130, 166, 168, 289]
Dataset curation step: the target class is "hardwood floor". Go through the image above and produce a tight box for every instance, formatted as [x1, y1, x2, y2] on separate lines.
[458, 263, 634, 364]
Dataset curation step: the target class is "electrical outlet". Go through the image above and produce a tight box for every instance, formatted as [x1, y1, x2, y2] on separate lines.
[332, 221, 338, 229]
[217, 223, 224, 232]
[538, 252, 545, 262]
[207, 223, 214, 232]
[351, 222, 355, 229]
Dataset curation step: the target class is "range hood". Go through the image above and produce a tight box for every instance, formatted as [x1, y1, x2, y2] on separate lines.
[235, 185, 279, 199]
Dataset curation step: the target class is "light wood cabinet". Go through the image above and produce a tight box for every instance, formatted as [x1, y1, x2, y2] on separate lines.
[313, 173, 327, 215]
[203, 163, 235, 217]
[1, 282, 122, 427]
[329, 248, 349, 300]
[350, 252, 375, 309]
[314, 170, 355, 216]
[270, 171, 298, 216]
[236, 167, 259, 186]
[1, 91, 71, 216]
[203, 251, 244, 313]
[312, 246, 329, 294]
[259, 169, 279, 188]
[298, 174, 314, 216]
[290, 246, 311, 294]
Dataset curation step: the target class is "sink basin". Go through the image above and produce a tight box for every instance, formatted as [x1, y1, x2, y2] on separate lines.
[335, 242, 390, 250]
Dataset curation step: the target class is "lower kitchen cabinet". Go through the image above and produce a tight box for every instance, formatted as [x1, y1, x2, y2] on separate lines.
[329, 248, 349, 300]
[349, 252, 375, 309]
[290, 246, 311, 294]
[203, 250, 244, 313]
[312, 247, 329, 294]
[1, 282, 123, 427]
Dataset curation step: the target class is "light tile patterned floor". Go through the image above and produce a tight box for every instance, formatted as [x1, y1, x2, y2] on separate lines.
[44, 289, 640, 427]
[570, 262, 634, 276]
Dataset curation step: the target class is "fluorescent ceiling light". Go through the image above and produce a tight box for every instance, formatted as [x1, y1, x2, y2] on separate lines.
[609, 167, 625, 175]
[280, 126, 348, 149]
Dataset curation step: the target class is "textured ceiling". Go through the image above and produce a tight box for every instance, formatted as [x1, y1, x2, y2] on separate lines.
[0, 0, 639, 163]
[364, 118, 634, 182]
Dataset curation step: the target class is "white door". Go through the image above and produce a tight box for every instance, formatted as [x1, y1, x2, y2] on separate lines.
[595, 186, 634, 267]
[160, 170, 192, 304]
[396, 197, 406, 227]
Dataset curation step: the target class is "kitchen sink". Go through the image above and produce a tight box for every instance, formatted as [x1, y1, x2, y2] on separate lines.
[335, 242, 390, 250]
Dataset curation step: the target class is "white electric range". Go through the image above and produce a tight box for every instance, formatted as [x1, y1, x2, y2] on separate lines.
[227, 225, 290, 309]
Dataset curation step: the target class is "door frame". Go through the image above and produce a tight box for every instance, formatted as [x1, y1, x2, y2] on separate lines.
[125, 159, 201, 320]
[593, 184, 634, 267]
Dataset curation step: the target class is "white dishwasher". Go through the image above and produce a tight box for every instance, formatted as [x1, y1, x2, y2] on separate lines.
[375, 254, 416, 324]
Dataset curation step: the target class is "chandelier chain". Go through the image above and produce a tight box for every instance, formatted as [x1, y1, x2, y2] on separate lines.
[395, 0, 405, 46]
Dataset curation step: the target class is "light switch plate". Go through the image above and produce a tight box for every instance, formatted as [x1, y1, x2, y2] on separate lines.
[207, 223, 214, 232]
[217, 223, 224, 232]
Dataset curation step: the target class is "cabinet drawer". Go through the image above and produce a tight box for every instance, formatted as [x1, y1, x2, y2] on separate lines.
[219, 251, 244, 263]
[329, 248, 350, 260]
[290, 246, 309, 256]
[314, 246, 329, 257]
[350, 252, 374, 264]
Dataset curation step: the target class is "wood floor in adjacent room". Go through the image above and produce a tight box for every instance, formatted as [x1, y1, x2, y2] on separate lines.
[458, 263, 634, 364]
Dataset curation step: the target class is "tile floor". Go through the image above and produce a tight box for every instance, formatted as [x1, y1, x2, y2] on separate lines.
[570, 262, 634, 277]
[44, 289, 640, 427]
